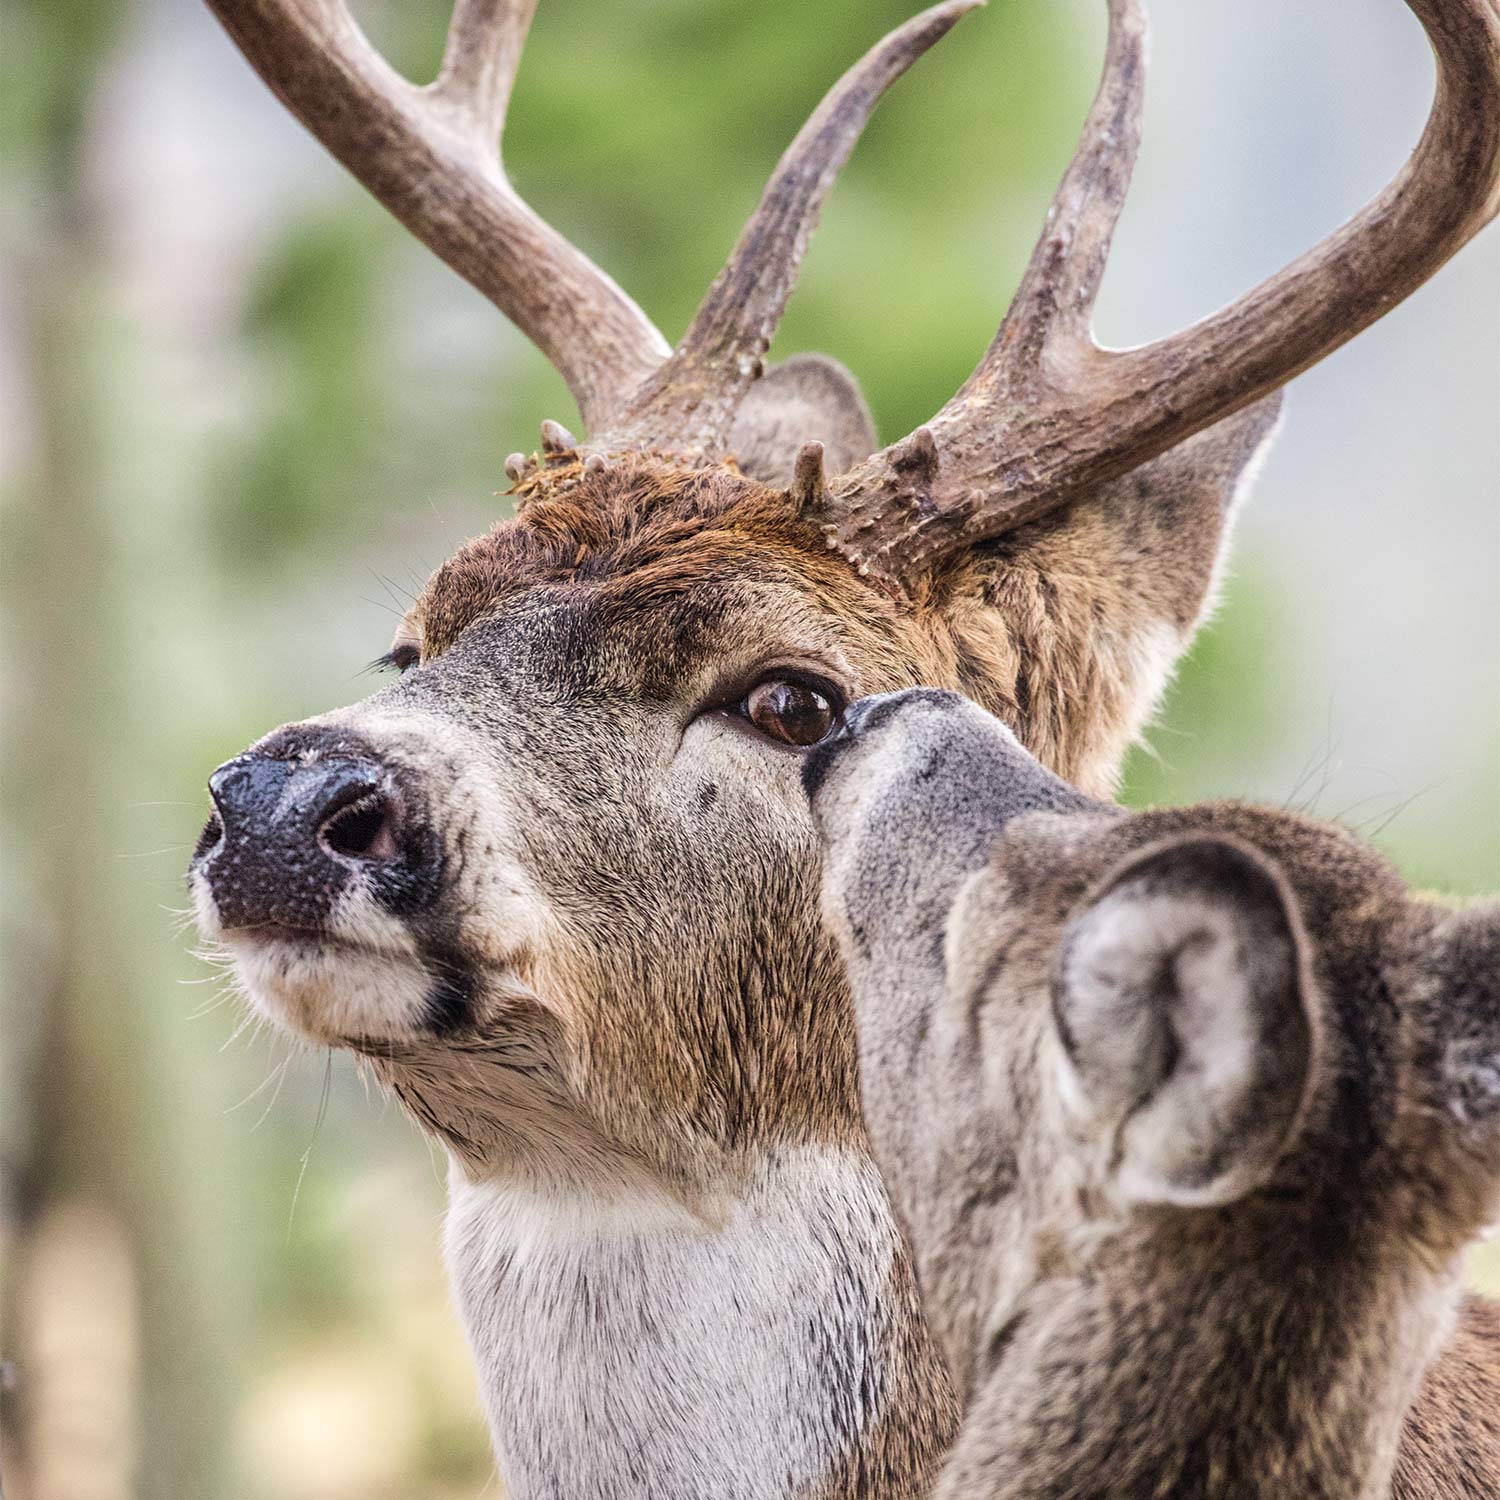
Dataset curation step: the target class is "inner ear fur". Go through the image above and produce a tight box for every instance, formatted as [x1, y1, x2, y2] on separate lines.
[1053, 831, 1320, 1209]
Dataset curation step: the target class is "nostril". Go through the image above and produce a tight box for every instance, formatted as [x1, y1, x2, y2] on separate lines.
[320, 791, 400, 863]
[193, 743, 428, 929]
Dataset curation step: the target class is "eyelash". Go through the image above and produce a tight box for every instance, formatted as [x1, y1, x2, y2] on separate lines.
[374, 644, 420, 674]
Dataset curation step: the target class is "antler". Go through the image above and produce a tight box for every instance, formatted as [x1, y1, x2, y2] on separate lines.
[818, 0, 1500, 587]
[207, 0, 974, 452]
[598, 0, 981, 456]
[203, 0, 671, 431]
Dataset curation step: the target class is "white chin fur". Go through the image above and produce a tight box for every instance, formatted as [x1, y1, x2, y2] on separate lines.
[224, 933, 436, 1043]
[193, 871, 436, 1044]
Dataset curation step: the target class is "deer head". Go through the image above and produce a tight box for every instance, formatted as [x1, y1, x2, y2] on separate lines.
[807, 687, 1500, 1500]
[191, 0, 1500, 1494]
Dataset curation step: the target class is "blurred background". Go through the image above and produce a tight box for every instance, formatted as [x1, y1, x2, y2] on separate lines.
[1, 0, 1495, 1494]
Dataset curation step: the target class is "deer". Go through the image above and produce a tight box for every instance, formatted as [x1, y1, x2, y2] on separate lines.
[190, 0, 1500, 1494]
[805, 686, 1500, 1498]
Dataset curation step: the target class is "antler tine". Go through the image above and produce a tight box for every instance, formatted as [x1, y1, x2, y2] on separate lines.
[826, 0, 1500, 591]
[999, 0, 1147, 363]
[205, 0, 669, 431]
[817, 0, 1147, 577]
[600, 0, 982, 457]
[431, 0, 534, 142]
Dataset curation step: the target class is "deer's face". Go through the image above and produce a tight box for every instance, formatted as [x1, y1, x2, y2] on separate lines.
[192, 463, 956, 1174]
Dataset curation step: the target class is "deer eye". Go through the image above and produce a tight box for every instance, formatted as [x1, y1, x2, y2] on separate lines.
[740, 675, 843, 747]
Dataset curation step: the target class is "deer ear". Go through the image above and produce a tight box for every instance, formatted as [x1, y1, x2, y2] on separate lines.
[1053, 834, 1317, 1208]
[729, 354, 878, 484]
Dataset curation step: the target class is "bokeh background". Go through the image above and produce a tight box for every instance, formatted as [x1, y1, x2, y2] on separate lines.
[2, 0, 1496, 1495]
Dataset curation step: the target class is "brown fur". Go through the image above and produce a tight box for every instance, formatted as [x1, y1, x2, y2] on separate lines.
[419, 410, 1272, 792]
[1395, 1298, 1500, 1498]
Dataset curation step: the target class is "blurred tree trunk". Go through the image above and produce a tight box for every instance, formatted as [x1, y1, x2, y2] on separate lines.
[2, 4, 237, 1494]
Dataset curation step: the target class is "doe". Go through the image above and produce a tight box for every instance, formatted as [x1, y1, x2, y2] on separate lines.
[809, 688, 1500, 1500]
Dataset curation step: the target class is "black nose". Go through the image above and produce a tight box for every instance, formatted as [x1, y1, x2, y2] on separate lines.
[192, 735, 430, 932]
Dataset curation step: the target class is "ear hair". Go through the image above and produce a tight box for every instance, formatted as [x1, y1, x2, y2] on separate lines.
[1052, 833, 1318, 1209]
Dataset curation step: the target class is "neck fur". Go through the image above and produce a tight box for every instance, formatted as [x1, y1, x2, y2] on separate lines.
[444, 1144, 956, 1500]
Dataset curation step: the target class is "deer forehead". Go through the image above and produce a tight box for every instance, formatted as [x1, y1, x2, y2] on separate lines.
[410, 465, 933, 689]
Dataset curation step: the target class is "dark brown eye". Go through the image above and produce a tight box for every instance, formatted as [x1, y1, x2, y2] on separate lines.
[742, 677, 841, 747]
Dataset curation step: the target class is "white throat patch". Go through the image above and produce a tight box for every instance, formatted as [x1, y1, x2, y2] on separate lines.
[444, 1148, 897, 1500]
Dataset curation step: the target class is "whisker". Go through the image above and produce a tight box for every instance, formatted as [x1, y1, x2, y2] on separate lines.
[224, 1050, 293, 1116]
[1365, 784, 1436, 841]
[249, 1053, 296, 1132]
[286, 1053, 335, 1243]
[222, 1007, 267, 1052]
[356, 593, 405, 619]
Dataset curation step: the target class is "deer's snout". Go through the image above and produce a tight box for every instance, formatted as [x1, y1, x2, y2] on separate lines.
[804, 690, 1099, 955]
[193, 729, 435, 933]
[804, 688, 1095, 845]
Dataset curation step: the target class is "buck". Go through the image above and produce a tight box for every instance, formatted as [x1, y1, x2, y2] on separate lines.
[191, 0, 1500, 1494]
[806, 687, 1500, 1498]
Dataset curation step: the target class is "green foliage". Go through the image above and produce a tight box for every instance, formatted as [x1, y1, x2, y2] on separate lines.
[215, 212, 387, 565]
[0, 0, 119, 167]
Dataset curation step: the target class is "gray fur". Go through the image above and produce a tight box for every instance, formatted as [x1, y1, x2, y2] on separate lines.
[810, 687, 1500, 1498]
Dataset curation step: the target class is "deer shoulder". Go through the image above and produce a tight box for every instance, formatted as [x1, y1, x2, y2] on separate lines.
[809, 688, 1500, 1500]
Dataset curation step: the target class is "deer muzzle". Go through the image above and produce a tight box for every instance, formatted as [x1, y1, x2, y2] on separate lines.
[804, 689, 1102, 982]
